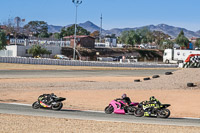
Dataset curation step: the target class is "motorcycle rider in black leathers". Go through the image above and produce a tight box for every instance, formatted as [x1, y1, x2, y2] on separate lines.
[146, 96, 161, 115]
[115, 94, 131, 108]
[40, 93, 56, 105]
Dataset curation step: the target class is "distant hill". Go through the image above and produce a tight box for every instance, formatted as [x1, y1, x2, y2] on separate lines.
[78, 21, 102, 33]
[48, 25, 63, 33]
[196, 30, 200, 34]
[48, 21, 200, 38]
[108, 24, 200, 38]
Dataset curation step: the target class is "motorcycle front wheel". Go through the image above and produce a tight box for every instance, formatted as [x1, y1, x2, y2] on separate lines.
[51, 102, 63, 111]
[134, 108, 144, 117]
[157, 109, 170, 118]
[105, 105, 114, 114]
[32, 101, 40, 109]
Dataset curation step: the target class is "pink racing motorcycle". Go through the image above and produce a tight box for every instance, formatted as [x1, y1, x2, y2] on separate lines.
[104, 99, 139, 115]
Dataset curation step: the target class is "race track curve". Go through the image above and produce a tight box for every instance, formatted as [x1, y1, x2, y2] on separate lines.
[0, 103, 199, 127]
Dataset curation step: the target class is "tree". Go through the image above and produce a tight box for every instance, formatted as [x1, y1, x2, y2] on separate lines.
[53, 33, 61, 39]
[90, 31, 99, 38]
[120, 30, 142, 46]
[0, 31, 7, 50]
[195, 39, 200, 48]
[3, 18, 18, 44]
[90, 31, 100, 42]
[152, 31, 171, 49]
[28, 45, 51, 57]
[24, 21, 48, 37]
[175, 30, 189, 47]
[60, 25, 90, 37]
[163, 39, 174, 49]
[38, 32, 49, 38]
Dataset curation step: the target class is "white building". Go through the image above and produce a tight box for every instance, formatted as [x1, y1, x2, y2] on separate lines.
[1, 45, 61, 58]
[105, 37, 117, 47]
[0, 38, 70, 57]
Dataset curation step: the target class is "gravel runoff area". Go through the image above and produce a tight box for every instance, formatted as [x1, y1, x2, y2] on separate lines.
[0, 114, 200, 133]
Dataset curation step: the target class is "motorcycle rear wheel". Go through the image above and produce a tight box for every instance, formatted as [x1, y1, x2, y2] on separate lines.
[32, 101, 40, 109]
[105, 106, 114, 114]
[157, 109, 170, 118]
[127, 106, 137, 115]
[51, 102, 63, 111]
[134, 108, 144, 117]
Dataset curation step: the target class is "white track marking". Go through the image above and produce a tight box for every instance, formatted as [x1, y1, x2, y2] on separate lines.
[9, 103, 31, 106]
[182, 117, 200, 120]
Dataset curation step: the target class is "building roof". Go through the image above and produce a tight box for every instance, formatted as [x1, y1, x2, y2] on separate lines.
[0, 25, 7, 30]
[191, 37, 198, 40]
[63, 35, 95, 39]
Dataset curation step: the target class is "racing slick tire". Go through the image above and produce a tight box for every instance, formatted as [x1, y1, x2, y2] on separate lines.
[32, 101, 40, 109]
[51, 102, 63, 111]
[105, 106, 114, 114]
[134, 108, 144, 117]
[127, 106, 137, 115]
[157, 109, 170, 118]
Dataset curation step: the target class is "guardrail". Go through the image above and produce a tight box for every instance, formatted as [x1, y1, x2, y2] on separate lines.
[0, 57, 178, 68]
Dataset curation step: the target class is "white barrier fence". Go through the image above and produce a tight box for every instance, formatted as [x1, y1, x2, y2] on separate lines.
[0, 57, 178, 68]
[0, 50, 13, 57]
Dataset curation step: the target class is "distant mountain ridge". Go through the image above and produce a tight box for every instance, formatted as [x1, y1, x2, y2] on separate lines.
[48, 21, 200, 38]
[48, 25, 63, 33]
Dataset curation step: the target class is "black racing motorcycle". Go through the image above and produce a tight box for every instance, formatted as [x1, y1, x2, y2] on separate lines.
[32, 94, 66, 111]
[134, 101, 171, 118]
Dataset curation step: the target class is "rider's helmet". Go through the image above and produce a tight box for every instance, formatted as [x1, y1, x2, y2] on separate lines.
[121, 93, 127, 99]
[150, 96, 155, 101]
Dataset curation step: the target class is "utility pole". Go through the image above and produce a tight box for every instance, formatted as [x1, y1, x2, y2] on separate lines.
[100, 14, 102, 43]
[72, 0, 82, 60]
[14, 17, 21, 45]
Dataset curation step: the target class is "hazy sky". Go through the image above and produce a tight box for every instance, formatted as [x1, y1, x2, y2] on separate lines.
[0, 0, 200, 31]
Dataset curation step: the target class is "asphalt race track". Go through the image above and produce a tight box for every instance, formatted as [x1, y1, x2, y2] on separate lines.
[0, 69, 177, 78]
[0, 103, 199, 127]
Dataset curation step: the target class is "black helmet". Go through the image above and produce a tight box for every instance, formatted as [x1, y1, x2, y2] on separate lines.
[122, 93, 127, 99]
[150, 96, 155, 101]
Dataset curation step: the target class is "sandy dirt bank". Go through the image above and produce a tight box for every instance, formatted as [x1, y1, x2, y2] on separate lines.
[0, 114, 199, 133]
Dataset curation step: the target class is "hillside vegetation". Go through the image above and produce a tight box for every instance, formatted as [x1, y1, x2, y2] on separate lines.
[62, 47, 163, 61]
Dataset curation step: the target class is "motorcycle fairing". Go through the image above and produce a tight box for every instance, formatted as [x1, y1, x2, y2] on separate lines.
[130, 102, 139, 106]
[40, 101, 51, 108]
[110, 100, 125, 114]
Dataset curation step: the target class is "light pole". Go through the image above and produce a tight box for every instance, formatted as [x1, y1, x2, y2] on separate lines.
[72, 0, 82, 60]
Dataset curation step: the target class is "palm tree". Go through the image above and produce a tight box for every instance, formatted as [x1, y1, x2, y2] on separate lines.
[28, 45, 51, 57]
